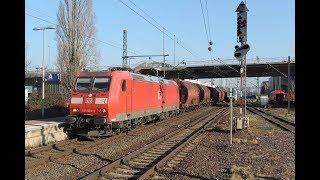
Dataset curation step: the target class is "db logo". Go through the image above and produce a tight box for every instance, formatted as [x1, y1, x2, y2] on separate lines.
[85, 98, 93, 104]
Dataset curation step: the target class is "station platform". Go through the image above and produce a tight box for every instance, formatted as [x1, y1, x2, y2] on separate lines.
[25, 117, 68, 149]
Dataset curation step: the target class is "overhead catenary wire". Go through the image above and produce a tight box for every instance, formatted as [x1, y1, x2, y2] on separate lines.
[199, 0, 255, 89]
[208, 49, 239, 88]
[119, 0, 285, 86]
[127, 0, 174, 38]
[198, 1, 262, 90]
[199, 0, 210, 42]
[27, 3, 288, 90]
[205, 0, 212, 42]
[26, 9, 201, 79]
[28, 7, 57, 21]
[197, 0, 285, 89]
[125, 0, 285, 90]
[117, 0, 203, 60]
[26, 12, 142, 55]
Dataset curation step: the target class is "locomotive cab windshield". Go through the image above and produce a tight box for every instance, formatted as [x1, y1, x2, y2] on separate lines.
[75, 77, 111, 91]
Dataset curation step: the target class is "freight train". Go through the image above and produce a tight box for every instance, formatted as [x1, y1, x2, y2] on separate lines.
[64, 68, 229, 137]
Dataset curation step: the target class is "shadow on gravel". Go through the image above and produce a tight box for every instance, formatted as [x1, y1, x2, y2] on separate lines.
[73, 149, 113, 163]
[75, 135, 111, 142]
[49, 159, 91, 174]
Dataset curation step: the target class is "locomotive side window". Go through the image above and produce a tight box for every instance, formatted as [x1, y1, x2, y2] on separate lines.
[75, 77, 92, 91]
[93, 77, 110, 91]
[122, 80, 126, 91]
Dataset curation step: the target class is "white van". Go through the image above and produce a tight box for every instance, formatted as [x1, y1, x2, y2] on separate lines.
[260, 95, 268, 107]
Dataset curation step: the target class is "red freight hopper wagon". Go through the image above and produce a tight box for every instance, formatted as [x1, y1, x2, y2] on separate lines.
[208, 87, 219, 105]
[221, 88, 230, 102]
[196, 84, 211, 106]
[216, 88, 225, 102]
[173, 79, 201, 111]
[65, 69, 180, 137]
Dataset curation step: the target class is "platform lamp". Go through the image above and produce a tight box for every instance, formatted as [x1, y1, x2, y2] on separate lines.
[33, 26, 56, 118]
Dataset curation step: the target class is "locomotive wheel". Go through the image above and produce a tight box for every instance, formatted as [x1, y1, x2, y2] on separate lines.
[75, 117, 86, 129]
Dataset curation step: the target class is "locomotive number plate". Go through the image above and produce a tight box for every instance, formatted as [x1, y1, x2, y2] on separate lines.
[85, 98, 93, 104]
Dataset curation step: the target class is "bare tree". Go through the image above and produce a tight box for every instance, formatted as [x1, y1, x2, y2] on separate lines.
[56, 0, 100, 92]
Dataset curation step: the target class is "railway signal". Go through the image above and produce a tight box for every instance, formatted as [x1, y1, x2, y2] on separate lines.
[235, 1, 249, 129]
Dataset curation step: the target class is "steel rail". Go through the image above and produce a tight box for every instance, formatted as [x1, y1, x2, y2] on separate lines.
[26, 107, 213, 171]
[80, 107, 227, 179]
[247, 106, 295, 133]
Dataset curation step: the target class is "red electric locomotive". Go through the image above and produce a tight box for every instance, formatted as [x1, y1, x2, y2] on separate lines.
[269, 89, 285, 104]
[65, 69, 180, 137]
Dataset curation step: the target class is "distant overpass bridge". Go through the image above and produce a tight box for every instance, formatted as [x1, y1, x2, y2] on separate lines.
[134, 57, 295, 79]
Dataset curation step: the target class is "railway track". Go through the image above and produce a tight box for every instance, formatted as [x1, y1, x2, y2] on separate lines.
[80, 108, 228, 179]
[247, 106, 295, 133]
[25, 107, 213, 171]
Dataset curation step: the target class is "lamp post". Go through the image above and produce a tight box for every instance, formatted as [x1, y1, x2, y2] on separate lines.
[33, 26, 55, 118]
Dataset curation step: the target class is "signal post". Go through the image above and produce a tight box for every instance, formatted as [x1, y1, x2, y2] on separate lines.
[234, 1, 249, 129]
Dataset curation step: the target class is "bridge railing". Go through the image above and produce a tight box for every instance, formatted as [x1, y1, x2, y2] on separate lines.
[27, 57, 294, 75]
[130, 56, 295, 69]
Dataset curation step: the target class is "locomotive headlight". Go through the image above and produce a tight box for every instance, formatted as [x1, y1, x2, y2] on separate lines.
[95, 98, 108, 104]
[71, 97, 83, 104]
[72, 108, 79, 112]
[102, 109, 106, 113]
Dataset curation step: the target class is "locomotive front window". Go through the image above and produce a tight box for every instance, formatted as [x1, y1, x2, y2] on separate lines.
[93, 77, 110, 91]
[75, 78, 92, 91]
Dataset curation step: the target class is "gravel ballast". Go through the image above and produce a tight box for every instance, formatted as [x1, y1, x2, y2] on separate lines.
[159, 108, 295, 179]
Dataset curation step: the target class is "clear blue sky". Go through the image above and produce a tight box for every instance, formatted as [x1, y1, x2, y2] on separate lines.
[25, 0, 294, 88]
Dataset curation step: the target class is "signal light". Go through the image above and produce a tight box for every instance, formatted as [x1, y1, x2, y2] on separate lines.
[208, 46, 212, 51]
[237, 29, 242, 36]
[234, 44, 250, 59]
[237, 15, 247, 37]
[241, 44, 249, 49]
[234, 52, 242, 58]
[241, 20, 247, 27]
